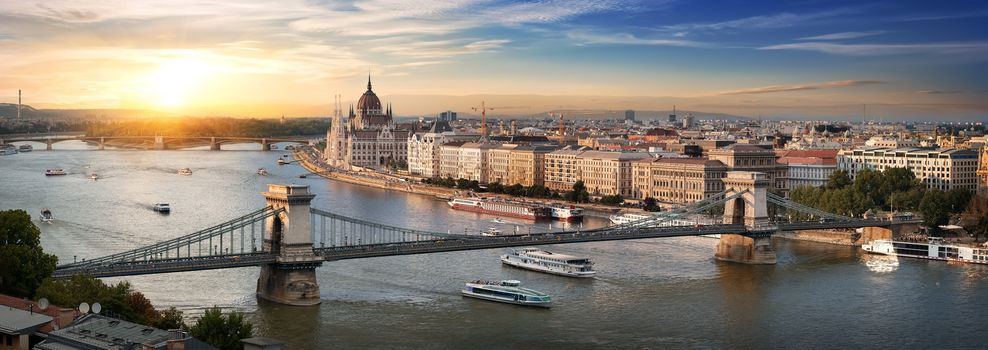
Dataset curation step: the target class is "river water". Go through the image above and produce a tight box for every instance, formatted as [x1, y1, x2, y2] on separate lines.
[2, 144, 987, 349]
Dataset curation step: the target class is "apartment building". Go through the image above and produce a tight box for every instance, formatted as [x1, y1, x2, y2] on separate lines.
[406, 122, 478, 177]
[438, 141, 467, 179]
[507, 145, 557, 187]
[775, 149, 839, 189]
[837, 147, 980, 191]
[545, 149, 586, 192]
[631, 158, 729, 204]
[458, 143, 496, 183]
[576, 151, 651, 197]
[486, 144, 518, 185]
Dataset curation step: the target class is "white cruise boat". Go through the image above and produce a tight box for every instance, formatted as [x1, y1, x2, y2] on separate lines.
[460, 280, 552, 308]
[0, 145, 17, 155]
[862, 238, 988, 265]
[45, 169, 67, 176]
[448, 197, 552, 220]
[550, 206, 584, 222]
[178, 167, 193, 176]
[482, 227, 503, 237]
[609, 213, 651, 225]
[18, 144, 33, 152]
[501, 248, 595, 278]
[152, 203, 171, 213]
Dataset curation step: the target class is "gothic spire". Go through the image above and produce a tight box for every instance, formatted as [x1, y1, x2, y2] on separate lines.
[367, 71, 372, 91]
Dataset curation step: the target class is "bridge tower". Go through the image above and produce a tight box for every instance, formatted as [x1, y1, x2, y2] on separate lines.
[257, 184, 323, 306]
[210, 137, 221, 150]
[716, 171, 776, 264]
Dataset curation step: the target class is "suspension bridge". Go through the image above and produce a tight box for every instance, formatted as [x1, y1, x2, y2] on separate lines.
[51, 171, 917, 306]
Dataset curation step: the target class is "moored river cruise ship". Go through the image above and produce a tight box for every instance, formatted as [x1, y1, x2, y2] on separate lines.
[501, 248, 596, 278]
[862, 238, 988, 265]
[448, 198, 552, 220]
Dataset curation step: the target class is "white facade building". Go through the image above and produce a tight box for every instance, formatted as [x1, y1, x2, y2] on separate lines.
[837, 147, 980, 191]
[325, 77, 409, 169]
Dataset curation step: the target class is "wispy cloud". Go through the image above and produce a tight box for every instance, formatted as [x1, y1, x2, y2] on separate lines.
[718, 80, 886, 95]
[916, 90, 961, 95]
[760, 41, 988, 56]
[799, 31, 887, 40]
[567, 31, 704, 47]
[662, 6, 863, 34]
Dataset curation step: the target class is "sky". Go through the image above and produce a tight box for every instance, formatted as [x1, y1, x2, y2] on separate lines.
[0, 0, 986, 120]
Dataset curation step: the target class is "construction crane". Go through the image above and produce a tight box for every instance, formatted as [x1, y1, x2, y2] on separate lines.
[470, 101, 527, 137]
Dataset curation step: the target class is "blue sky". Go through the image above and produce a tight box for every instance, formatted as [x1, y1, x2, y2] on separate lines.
[0, 0, 985, 119]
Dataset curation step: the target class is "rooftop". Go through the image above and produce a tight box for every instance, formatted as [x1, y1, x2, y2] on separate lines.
[0, 306, 53, 334]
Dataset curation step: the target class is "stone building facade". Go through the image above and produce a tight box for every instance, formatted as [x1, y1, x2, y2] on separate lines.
[325, 77, 409, 169]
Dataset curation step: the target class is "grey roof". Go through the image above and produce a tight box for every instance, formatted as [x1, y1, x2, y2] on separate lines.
[0, 306, 52, 334]
[428, 121, 453, 133]
[577, 151, 650, 160]
[37, 314, 216, 350]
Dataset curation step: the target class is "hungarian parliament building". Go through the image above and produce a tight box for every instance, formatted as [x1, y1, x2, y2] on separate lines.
[325, 77, 409, 169]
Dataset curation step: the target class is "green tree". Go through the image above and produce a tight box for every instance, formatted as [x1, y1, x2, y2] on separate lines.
[36, 275, 145, 324]
[187, 307, 254, 350]
[567, 181, 591, 203]
[599, 195, 624, 206]
[945, 188, 973, 214]
[961, 194, 988, 240]
[487, 182, 504, 193]
[919, 189, 950, 231]
[0, 210, 58, 298]
[152, 307, 186, 330]
[826, 169, 852, 189]
[642, 197, 661, 212]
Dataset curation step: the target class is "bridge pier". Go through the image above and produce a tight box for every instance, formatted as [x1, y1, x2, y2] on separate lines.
[46, 139, 53, 150]
[256, 184, 322, 306]
[210, 137, 220, 150]
[717, 171, 777, 264]
[154, 136, 166, 150]
[98, 137, 105, 150]
[261, 139, 270, 151]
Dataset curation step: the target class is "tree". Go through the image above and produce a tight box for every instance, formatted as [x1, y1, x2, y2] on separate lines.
[187, 307, 254, 350]
[0, 210, 58, 298]
[599, 195, 624, 206]
[487, 182, 504, 194]
[945, 188, 972, 214]
[36, 275, 144, 324]
[826, 170, 852, 189]
[919, 189, 950, 231]
[567, 181, 591, 203]
[961, 194, 988, 240]
[642, 197, 661, 212]
[153, 307, 186, 330]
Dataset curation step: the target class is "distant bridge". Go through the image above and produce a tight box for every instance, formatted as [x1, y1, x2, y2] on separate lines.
[52, 172, 918, 306]
[0, 135, 315, 150]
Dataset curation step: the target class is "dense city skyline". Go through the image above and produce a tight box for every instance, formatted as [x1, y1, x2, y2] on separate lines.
[0, 0, 986, 120]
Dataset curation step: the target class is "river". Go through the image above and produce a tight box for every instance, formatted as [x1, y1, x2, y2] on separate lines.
[2, 144, 987, 349]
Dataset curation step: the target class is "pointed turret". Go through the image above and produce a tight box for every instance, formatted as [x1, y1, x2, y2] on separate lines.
[367, 73, 372, 91]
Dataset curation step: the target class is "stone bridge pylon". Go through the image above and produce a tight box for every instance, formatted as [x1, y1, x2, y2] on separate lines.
[715, 171, 777, 264]
[257, 184, 323, 306]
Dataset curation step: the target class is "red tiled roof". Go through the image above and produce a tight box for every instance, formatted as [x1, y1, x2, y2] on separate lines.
[0, 293, 78, 333]
[774, 149, 839, 158]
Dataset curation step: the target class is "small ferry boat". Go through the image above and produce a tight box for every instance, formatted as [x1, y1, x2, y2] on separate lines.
[178, 168, 193, 176]
[40, 208, 53, 223]
[90, 173, 99, 180]
[284, 145, 296, 151]
[482, 227, 504, 237]
[45, 169, 67, 176]
[448, 198, 552, 220]
[277, 158, 287, 165]
[501, 248, 596, 278]
[0, 145, 17, 155]
[460, 280, 552, 308]
[152, 203, 171, 213]
[298, 174, 307, 179]
[257, 168, 269, 176]
[609, 213, 651, 225]
[863, 238, 988, 265]
[550, 206, 584, 222]
[18, 144, 33, 152]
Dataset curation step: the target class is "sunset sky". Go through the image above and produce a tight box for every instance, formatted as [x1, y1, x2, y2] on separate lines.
[0, 0, 986, 120]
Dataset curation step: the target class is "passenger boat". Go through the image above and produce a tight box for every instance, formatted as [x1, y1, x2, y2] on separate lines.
[482, 227, 504, 237]
[40, 208, 53, 223]
[608, 213, 651, 225]
[152, 203, 171, 213]
[277, 158, 287, 165]
[501, 248, 596, 278]
[0, 145, 17, 155]
[550, 206, 584, 222]
[447, 198, 552, 220]
[460, 280, 552, 308]
[18, 144, 32, 152]
[284, 145, 296, 151]
[90, 173, 99, 180]
[862, 238, 988, 265]
[45, 169, 67, 176]
[178, 168, 193, 176]
[257, 168, 269, 176]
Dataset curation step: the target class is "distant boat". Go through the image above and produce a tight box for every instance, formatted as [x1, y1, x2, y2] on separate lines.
[90, 173, 99, 180]
[481, 227, 504, 237]
[178, 168, 192, 176]
[18, 144, 33, 152]
[0, 145, 17, 155]
[277, 158, 287, 165]
[298, 174, 307, 178]
[461, 280, 552, 308]
[45, 169, 67, 176]
[152, 203, 171, 213]
[284, 145, 296, 151]
[257, 168, 269, 176]
[269, 144, 279, 150]
[40, 208, 53, 223]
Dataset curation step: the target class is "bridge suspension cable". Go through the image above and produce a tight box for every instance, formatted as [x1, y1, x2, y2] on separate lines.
[58, 206, 281, 271]
[308, 207, 487, 248]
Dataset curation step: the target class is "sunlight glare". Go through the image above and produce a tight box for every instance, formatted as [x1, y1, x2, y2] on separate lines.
[149, 58, 210, 108]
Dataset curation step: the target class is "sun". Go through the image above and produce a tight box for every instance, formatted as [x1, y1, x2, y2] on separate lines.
[148, 58, 210, 108]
